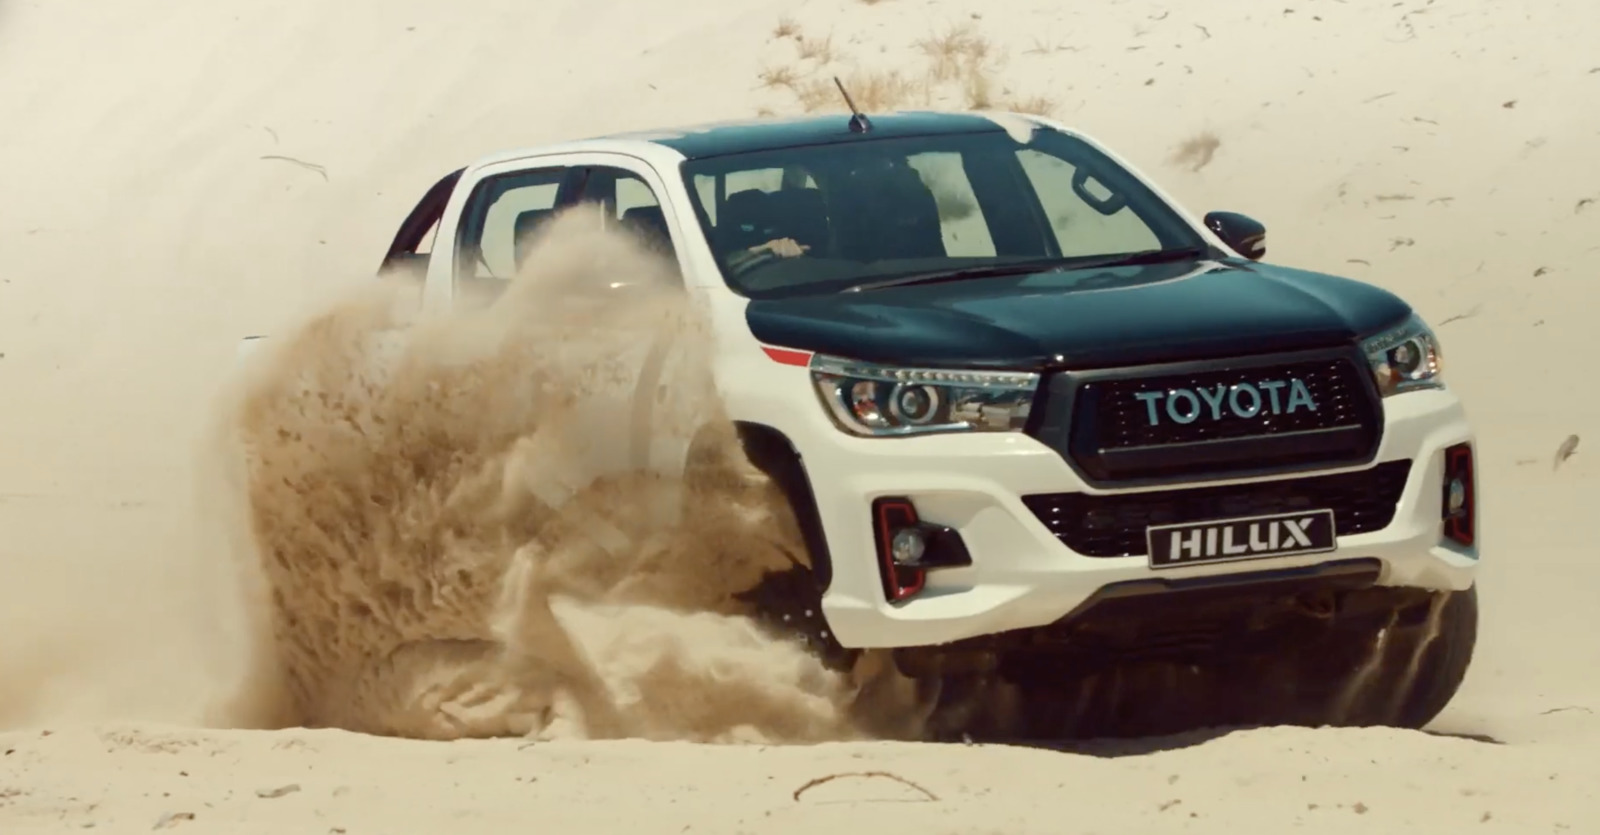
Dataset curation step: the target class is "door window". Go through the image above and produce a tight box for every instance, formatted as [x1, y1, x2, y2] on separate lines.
[455, 167, 569, 282]
[1015, 149, 1161, 256]
[578, 166, 678, 264]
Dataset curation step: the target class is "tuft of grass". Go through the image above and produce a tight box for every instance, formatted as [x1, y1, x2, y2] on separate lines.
[792, 70, 926, 114]
[1023, 37, 1072, 55]
[773, 16, 800, 39]
[916, 22, 1044, 114]
[1006, 94, 1057, 117]
[796, 32, 837, 64]
[915, 22, 992, 82]
[792, 78, 837, 112]
[757, 64, 801, 89]
[847, 70, 926, 111]
[963, 69, 995, 110]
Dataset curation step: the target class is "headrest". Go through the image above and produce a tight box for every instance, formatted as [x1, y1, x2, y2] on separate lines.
[836, 161, 945, 259]
[722, 189, 773, 226]
[622, 204, 668, 232]
[514, 208, 556, 268]
[621, 205, 673, 255]
[516, 208, 554, 237]
[718, 189, 778, 250]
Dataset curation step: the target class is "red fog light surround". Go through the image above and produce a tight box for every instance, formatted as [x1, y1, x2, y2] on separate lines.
[873, 498, 926, 602]
[1442, 442, 1476, 547]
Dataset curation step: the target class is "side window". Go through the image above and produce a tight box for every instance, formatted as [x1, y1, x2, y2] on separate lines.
[906, 151, 997, 257]
[456, 167, 567, 281]
[693, 175, 717, 224]
[1015, 149, 1160, 256]
[727, 168, 785, 198]
[691, 167, 817, 229]
[579, 166, 678, 263]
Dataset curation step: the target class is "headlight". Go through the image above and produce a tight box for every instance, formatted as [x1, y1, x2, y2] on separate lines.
[1361, 313, 1443, 396]
[809, 355, 1040, 436]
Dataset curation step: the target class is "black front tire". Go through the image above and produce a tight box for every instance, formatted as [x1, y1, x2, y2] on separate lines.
[1168, 585, 1481, 735]
[945, 585, 1479, 740]
[1305, 584, 1478, 730]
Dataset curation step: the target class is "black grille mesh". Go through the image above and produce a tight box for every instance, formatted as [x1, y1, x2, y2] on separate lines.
[1086, 357, 1370, 449]
[1023, 460, 1412, 558]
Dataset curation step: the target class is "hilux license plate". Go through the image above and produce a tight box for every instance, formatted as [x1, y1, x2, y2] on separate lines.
[1146, 509, 1337, 569]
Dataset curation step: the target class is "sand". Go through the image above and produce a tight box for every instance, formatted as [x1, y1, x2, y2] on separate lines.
[1, 0, 1598, 831]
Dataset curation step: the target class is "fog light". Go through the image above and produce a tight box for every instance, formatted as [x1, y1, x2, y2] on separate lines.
[872, 497, 975, 603]
[873, 499, 926, 602]
[1442, 443, 1476, 548]
[890, 528, 926, 565]
[1446, 478, 1467, 516]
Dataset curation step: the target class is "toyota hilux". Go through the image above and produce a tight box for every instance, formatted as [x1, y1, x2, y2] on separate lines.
[264, 107, 1480, 738]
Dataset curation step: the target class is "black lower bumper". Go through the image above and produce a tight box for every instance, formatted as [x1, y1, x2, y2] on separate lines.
[893, 557, 1412, 676]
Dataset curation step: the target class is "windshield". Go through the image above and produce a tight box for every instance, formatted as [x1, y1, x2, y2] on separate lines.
[679, 125, 1211, 299]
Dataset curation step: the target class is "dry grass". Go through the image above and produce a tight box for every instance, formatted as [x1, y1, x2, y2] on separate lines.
[1023, 37, 1073, 56]
[757, 64, 802, 89]
[773, 16, 800, 39]
[1007, 94, 1057, 116]
[791, 78, 842, 113]
[915, 22, 992, 82]
[796, 32, 837, 64]
[963, 69, 995, 110]
[791, 70, 928, 113]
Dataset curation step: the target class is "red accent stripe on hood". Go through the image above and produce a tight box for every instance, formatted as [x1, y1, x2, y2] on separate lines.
[761, 346, 813, 367]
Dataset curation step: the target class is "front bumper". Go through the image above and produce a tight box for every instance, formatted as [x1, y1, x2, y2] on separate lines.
[807, 387, 1478, 649]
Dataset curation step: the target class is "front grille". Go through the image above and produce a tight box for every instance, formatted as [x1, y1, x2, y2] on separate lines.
[1033, 350, 1385, 483]
[1090, 357, 1370, 449]
[1022, 459, 1412, 558]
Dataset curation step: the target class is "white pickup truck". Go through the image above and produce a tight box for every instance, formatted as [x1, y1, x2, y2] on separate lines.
[245, 108, 1480, 738]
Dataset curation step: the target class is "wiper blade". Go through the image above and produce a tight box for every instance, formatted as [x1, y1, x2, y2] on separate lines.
[843, 258, 1077, 293]
[842, 248, 1210, 293]
[1054, 246, 1211, 272]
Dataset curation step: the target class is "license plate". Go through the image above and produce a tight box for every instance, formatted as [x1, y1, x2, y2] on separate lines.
[1146, 509, 1337, 569]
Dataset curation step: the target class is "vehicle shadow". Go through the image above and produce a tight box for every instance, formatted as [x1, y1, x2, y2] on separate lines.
[976, 725, 1506, 758]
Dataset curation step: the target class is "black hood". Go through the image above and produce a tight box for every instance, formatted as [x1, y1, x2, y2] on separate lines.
[743, 258, 1413, 370]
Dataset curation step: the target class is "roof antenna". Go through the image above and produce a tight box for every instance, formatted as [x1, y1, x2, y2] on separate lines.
[833, 76, 872, 133]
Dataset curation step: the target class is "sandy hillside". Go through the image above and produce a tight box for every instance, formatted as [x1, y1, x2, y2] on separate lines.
[2, 0, 1599, 831]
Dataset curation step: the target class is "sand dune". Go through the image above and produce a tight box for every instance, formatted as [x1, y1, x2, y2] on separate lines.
[2, 0, 1598, 831]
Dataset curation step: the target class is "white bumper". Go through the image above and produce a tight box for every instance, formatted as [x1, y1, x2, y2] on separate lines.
[800, 387, 1477, 650]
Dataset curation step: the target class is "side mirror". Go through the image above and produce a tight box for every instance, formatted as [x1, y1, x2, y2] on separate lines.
[1203, 211, 1267, 261]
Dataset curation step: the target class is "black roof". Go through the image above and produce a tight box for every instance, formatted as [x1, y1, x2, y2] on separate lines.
[635, 111, 1012, 160]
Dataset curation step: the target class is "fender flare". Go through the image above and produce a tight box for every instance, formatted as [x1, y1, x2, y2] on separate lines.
[724, 421, 835, 593]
